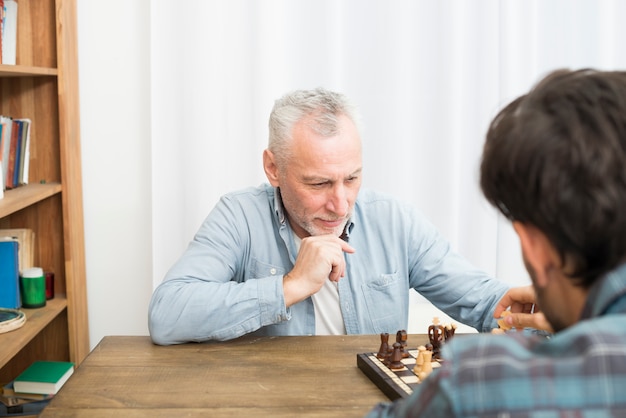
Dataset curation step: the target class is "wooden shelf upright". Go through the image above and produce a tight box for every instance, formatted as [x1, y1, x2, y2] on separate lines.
[0, 0, 89, 384]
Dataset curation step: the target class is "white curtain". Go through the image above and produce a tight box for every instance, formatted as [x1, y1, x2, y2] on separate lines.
[150, 0, 626, 332]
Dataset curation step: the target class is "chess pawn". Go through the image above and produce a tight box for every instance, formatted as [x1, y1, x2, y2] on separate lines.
[418, 350, 433, 381]
[377, 333, 389, 359]
[389, 342, 405, 370]
[396, 329, 409, 358]
[413, 345, 426, 375]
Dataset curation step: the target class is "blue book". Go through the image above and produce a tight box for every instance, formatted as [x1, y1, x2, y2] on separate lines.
[0, 238, 20, 309]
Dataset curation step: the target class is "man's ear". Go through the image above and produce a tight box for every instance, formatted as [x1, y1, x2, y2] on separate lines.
[263, 149, 280, 187]
[513, 221, 559, 287]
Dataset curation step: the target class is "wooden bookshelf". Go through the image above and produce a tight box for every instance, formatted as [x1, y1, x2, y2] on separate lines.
[0, 0, 89, 384]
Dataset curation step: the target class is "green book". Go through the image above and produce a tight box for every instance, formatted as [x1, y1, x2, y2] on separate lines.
[13, 361, 74, 395]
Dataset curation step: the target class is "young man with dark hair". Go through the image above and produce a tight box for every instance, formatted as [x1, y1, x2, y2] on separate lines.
[367, 69, 626, 416]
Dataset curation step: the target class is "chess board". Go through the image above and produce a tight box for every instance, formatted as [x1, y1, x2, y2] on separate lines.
[357, 349, 441, 400]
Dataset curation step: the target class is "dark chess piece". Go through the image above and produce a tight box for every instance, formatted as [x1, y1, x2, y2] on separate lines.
[383, 346, 393, 367]
[396, 329, 409, 358]
[388, 342, 405, 370]
[444, 323, 457, 341]
[428, 317, 445, 360]
[377, 332, 389, 359]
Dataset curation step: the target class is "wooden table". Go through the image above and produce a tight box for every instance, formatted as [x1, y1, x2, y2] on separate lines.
[40, 334, 426, 417]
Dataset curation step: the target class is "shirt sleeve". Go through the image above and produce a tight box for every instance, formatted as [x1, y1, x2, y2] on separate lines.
[406, 206, 510, 332]
[148, 194, 290, 344]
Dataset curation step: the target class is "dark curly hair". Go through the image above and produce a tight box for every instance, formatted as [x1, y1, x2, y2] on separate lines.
[480, 69, 626, 288]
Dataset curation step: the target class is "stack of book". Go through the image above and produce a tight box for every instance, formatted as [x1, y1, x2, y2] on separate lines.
[0, 228, 34, 272]
[0, 116, 31, 193]
[0, 361, 74, 416]
[0, 229, 35, 311]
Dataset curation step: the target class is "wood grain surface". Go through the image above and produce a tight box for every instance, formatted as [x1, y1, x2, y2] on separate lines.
[40, 334, 426, 417]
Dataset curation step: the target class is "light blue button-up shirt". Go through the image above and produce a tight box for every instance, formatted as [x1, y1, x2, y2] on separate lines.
[148, 184, 509, 345]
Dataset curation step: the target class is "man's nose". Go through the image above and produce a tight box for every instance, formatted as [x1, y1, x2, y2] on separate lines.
[327, 184, 349, 216]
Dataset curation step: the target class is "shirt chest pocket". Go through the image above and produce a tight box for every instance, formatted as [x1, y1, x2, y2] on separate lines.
[361, 273, 408, 332]
[249, 258, 286, 280]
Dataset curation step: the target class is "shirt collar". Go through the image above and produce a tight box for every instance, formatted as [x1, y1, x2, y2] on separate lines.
[273, 187, 287, 225]
[581, 262, 626, 319]
[273, 186, 355, 240]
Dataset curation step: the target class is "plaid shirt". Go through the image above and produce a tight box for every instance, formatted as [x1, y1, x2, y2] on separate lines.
[366, 263, 626, 418]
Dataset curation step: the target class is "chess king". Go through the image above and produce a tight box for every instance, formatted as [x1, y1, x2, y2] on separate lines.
[427, 318, 444, 360]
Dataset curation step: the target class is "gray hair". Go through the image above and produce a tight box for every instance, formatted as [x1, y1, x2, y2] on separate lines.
[268, 87, 361, 167]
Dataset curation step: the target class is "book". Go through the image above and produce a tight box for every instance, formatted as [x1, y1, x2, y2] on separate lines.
[13, 361, 74, 395]
[0, 116, 11, 190]
[0, 397, 51, 417]
[12, 118, 22, 188]
[0, 0, 4, 63]
[0, 383, 51, 417]
[0, 117, 32, 189]
[0, 123, 4, 192]
[0, 238, 19, 309]
[17, 118, 31, 185]
[5, 119, 18, 189]
[1, 0, 17, 65]
[0, 228, 34, 272]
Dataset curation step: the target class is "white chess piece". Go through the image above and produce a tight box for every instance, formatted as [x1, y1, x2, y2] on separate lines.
[413, 345, 426, 375]
[418, 350, 433, 381]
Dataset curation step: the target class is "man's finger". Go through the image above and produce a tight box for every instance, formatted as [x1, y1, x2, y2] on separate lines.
[505, 312, 553, 333]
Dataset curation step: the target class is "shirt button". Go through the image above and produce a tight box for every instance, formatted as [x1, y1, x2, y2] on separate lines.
[270, 268, 276, 275]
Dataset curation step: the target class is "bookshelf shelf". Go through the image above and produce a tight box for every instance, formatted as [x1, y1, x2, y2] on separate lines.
[0, 183, 62, 218]
[0, 297, 68, 370]
[0, 0, 88, 385]
[0, 65, 58, 77]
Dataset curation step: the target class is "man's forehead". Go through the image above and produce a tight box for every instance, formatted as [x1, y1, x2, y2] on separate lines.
[297, 166, 362, 182]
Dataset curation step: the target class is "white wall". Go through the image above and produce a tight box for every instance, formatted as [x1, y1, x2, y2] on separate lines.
[77, 1, 488, 345]
[76, 1, 626, 348]
[77, 1, 153, 348]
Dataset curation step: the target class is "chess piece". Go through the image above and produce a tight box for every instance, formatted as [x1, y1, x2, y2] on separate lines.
[389, 342, 405, 370]
[413, 345, 426, 375]
[418, 349, 433, 381]
[377, 333, 389, 359]
[428, 317, 445, 360]
[396, 329, 409, 358]
[383, 346, 393, 367]
[444, 323, 457, 341]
